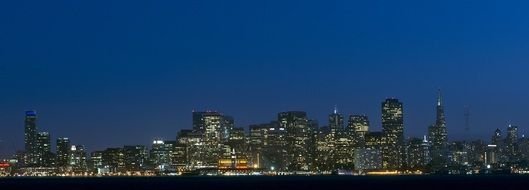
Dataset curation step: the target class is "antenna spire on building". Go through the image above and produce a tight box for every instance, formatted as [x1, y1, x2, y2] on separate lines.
[437, 88, 442, 106]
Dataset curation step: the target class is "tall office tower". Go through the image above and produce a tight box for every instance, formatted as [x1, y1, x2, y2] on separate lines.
[56, 137, 71, 168]
[249, 121, 285, 170]
[36, 132, 51, 166]
[348, 115, 370, 147]
[279, 111, 312, 171]
[381, 98, 404, 169]
[170, 143, 187, 170]
[355, 131, 384, 170]
[24, 110, 38, 165]
[405, 137, 430, 169]
[328, 106, 344, 139]
[448, 141, 468, 166]
[490, 129, 507, 163]
[314, 125, 334, 171]
[102, 148, 125, 172]
[428, 90, 449, 170]
[90, 151, 104, 170]
[221, 116, 235, 143]
[69, 145, 87, 172]
[227, 128, 246, 150]
[123, 145, 148, 171]
[192, 111, 225, 168]
[177, 129, 207, 169]
[492, 129, 502, 145]
[150, 140, 171, 170]
[192, 111, 223, 145]
[506, 125, 519, 162]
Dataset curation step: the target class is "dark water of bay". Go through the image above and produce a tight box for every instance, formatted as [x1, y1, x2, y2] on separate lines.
[1, 175, 528, 190]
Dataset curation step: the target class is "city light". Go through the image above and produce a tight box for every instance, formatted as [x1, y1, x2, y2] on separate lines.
[2, 92, 528, 177]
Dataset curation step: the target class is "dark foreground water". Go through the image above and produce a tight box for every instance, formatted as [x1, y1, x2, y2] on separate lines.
[1, 175, 529, 190]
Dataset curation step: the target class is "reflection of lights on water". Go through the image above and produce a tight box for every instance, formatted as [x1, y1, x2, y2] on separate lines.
[487, 165, 491, 169]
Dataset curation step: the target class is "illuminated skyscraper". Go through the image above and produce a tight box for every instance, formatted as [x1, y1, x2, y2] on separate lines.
[250, 121, 288, 170]
[428, 90, 449, 169]
[56, 137, 71, 168]
[405, 137, 430, 169]
[102, 147, 125, 172]
[381, 98, 404, 169]
[355, 132, 384, 170]
[123, 145, 148, 171]
[348, 115, 370, 147]
[150, 140, 171, 170]
[24, 110, 38, 165]
[36, 131, 52, 166]
[191, 111, 230, 168]
[506, 125, 519, 162]
[279, 111, 312, 171]
[328, 106, 344, 139]
[69, 145, 87, 172]
[221, 116, 235, 143]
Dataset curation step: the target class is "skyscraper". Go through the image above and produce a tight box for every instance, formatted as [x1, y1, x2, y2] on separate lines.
[348, 115, 370, 147]
[123, 145, 148, 171]
[328, 106, 344, 139]
[102, 147, 125, 172]
[405, 137, 430, 169]
[428, 89, 449, 169]
[381, 98, 404, 169]
[69, 145, 87, 172]
[191, 111, 226, 168]
[24, 110, 38, 166]
[279, 111, 312, 171]
[192, 111, 223, 145]
[56, 137, 71, 168]
[36, 131, 52, 166]
[506, 125, 519, 162]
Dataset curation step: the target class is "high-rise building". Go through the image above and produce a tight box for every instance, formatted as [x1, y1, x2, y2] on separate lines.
[177, 129, 208, 169]
[249, 121, 285, 170]
[221, 116, 235, 143]
[102, 148, 125, 172]
[428, 89, 448, 168]
[24, 110, 38, 165]
[492, 129, 502, 145]
[405, 137, 430, 169]
[150, 140, 171, 170]
[56, 138, 71, 168]
[279, 111, 312, 171]
[355, 132, 384, 170]
[506, 125, 519, 162]
[448, 141, 469, 167]
[381, 98, 404, 169]
[328, 106, 344, 139]
[191, 111, 227, 168]
[192, 111, 223, 143]
[69, 145, 87, 172]
[169, 143, 187, 171]
[123, 145, 148, 171]
[36, 132, 52, 166]
[348, 115, 370, 147]
[314, 125, 334, 171]
[90, 151, 104, 171]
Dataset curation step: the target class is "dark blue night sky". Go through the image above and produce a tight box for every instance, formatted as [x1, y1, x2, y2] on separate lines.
[1, 0, 529, 156]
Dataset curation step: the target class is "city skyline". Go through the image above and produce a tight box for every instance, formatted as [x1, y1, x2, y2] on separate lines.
[4, 92, 529, 177]
[0, 91, 527, 158]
